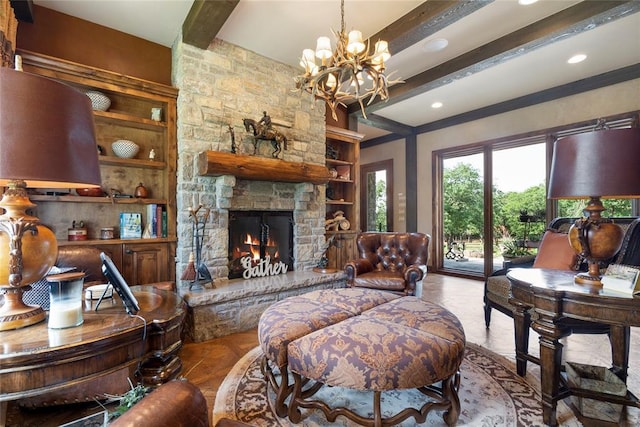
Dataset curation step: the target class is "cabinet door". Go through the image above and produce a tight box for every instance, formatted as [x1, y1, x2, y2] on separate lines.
[123, 243, 169, 285]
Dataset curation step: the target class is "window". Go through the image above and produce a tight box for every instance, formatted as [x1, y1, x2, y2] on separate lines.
[433, 113, 638, 278]
[360, 160, 393, 231]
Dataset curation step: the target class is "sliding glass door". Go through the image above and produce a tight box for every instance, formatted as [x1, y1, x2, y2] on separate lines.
[438, 139, 547, 277]
[433, 114, 638, 279]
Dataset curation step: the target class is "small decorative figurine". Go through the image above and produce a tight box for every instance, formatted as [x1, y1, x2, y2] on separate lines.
[242, 111, 288, 158]
[149, 148, 156, 160]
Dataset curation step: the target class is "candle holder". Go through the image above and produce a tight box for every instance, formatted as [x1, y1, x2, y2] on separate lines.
[47, 272, 85, 329]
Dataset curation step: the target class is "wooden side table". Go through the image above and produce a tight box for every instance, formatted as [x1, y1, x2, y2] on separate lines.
[0, 286, 185, 425]
[507, 268, 640, 426]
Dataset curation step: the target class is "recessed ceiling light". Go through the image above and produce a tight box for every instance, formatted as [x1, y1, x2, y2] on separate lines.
[423, 38, 448, 53]
[431, 102, 443, 109]
[568, 54, 587, 64]
[518, 0, 539, 5]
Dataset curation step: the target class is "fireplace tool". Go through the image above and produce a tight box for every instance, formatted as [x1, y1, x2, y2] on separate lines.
[186, 205, 212, 291]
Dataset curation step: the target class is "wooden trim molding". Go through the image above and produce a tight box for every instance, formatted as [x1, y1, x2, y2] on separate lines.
[197, 151, 331, 185]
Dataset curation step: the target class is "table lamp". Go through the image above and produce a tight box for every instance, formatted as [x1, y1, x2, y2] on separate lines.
[0, 66, 101, 330]
[548, 126, 640, 285]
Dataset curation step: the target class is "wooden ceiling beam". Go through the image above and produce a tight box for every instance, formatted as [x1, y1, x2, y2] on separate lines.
[351, 0, 637, 118]
[368, 0, 492, 53]
[9, 0, 34, 23]
[182, 0, 239, 49]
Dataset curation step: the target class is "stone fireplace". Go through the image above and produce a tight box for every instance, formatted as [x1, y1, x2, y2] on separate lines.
[172, 39, 346, 340]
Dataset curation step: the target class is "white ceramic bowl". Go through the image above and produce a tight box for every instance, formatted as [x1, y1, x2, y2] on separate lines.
[112, 140, 140, 158]
[85, 91, 111, 111]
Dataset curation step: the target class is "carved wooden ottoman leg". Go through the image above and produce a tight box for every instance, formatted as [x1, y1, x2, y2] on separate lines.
[287, 372, 304, 423]
[442, 372, 461, 426]
[260, 355, 290, 417]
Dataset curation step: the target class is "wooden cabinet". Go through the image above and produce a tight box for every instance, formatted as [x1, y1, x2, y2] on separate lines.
[325, 125, 364, 270]
[17, 49, 178, 285]
[123, 242, 170, 285]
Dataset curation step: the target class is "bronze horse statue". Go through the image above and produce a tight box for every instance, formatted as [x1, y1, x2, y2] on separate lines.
[243, 118, 287, 158]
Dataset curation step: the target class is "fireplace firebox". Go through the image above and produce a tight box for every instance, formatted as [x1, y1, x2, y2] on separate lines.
[228, 211, 294, 279]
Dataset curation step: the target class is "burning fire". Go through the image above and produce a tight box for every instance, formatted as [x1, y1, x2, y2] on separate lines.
[233, 232, 279, 262]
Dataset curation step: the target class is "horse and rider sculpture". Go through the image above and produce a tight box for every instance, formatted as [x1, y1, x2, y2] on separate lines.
[243, 111, 287, 158]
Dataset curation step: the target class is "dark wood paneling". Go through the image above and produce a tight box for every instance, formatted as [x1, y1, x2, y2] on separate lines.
[16, 5, 171, 85]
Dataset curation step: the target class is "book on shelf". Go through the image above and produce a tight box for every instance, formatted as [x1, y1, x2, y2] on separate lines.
[120, 212, 142, 239]
[146, 204, 158, 238]
[156, 204, 163, 238]
[161, 209, 168, 238]
[601, 264, 640, 295]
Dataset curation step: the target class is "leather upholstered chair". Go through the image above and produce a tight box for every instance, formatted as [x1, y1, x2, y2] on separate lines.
[344, 232, 430, 297]
[56, 245, 107, 287]
[56, 245, 176, 291]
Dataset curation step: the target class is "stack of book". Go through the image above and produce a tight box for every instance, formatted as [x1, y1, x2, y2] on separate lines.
[145, 204, 167, 238]
[601, 264, 640, 295]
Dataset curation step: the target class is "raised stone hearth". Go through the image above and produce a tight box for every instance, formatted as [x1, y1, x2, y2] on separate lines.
[180, 271, 346, 342]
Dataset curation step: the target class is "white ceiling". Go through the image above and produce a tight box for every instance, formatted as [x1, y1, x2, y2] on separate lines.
[32, 0, 640, 141]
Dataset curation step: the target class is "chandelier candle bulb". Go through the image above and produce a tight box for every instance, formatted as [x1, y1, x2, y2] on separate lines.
[347, 30, 365, 54]
[315, 37, 333, 61]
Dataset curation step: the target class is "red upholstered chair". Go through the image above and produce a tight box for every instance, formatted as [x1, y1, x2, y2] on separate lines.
[344, 232, 430, 297]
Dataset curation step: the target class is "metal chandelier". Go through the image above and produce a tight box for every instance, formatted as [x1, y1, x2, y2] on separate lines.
[294, 0, 401, 120]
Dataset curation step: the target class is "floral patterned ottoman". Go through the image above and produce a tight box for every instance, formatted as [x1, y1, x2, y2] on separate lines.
[287, 296, 466, 426]
[257, 288, 401, 416]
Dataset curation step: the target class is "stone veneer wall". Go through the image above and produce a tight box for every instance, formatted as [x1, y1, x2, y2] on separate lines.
[172, 39, 328, 287]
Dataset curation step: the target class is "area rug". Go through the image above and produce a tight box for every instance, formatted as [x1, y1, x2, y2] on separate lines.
[213, 342, 584, 426]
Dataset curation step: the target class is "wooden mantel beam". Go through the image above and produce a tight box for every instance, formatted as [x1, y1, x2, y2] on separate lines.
[197, 151, 331, 185]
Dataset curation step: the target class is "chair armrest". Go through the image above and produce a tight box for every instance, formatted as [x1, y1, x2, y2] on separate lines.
[403, 264, 426, 296]
[110, 380, 209, 427]
[345, 259, 375, 282]
[503, 255, 536, 269]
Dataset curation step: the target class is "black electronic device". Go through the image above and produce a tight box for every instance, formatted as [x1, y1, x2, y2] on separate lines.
[99, 252, 140, 314]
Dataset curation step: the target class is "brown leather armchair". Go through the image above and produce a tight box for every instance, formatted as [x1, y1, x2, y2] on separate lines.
[344, 232, 430, 297]
[110, 380, 209, 427]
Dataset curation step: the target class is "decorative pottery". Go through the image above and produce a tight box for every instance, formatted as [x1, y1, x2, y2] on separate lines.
[134, 183, 149, 198]
[112, 140, 140, 158]
[76, 187, 104, 197]
[85, 91, 111, 111]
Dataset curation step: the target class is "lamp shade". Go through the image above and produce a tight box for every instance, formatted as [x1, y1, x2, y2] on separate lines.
[0, 67, 101, 188]
[548, 128, 640, 199]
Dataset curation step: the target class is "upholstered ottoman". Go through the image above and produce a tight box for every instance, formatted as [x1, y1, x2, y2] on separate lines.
[258, 288, 400, 416]
[287, 297, 466, 426]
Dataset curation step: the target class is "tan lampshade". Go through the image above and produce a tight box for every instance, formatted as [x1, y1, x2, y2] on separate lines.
[0, 67, 101, 188]
[548, 128, 640, 199]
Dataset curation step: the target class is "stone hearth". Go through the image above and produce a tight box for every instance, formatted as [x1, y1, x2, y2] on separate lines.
[180, 271, 346, 342]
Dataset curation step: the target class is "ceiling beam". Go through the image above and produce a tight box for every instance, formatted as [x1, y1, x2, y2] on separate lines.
[356, 114, 414, 137]
[368, 0, 493, 53]
[350, 0, 638, 118]
[182, 0, 239, 49]
[9, 0, 34, 23]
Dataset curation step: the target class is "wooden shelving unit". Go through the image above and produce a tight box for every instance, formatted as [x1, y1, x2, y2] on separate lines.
[18, 49, 178, 285]
[324, 125, 365, 270]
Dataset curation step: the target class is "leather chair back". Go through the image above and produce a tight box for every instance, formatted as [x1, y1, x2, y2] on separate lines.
[357, 232, 429, 272]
